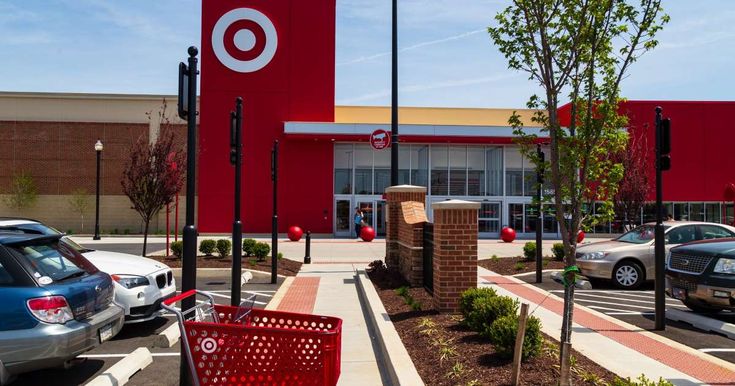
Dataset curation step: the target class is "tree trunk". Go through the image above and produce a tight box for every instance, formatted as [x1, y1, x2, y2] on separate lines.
[142, 219, 150, 257]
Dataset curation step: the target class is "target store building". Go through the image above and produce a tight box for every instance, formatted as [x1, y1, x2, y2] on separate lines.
[197, 0, 735, 237]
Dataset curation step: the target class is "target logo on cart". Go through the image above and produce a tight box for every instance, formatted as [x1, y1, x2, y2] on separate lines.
[211, 8, 278, 73]
[200, 337, 218, 354]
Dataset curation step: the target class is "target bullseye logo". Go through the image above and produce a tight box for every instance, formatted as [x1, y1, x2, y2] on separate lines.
[201, 337, 218, 354]
[212, 8, 278, 73]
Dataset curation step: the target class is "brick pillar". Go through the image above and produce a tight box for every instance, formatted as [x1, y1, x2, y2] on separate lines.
[432, 200, 480, 313]
[385, 185, 426, 269]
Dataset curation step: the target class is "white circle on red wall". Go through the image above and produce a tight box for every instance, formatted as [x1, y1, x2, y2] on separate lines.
[212, 8, 278, 73]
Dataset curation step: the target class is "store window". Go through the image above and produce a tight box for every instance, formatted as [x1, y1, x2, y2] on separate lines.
[411, 145, 429, 188]
[705, 203, 721, 223]
[674, 203, 689, 221]
[374, 148, 390, 194]
[467, 147, 485, 196]
[505, 148, 523, 196]
[334, 144, 353, 194]
[431, 145, 449, 195]
[449, 146, 467, 196]
[689, 203, 704, 222]
[398, 146, 411, 186]
[486, 147, 503, 196]
[354, 145, 373, 194]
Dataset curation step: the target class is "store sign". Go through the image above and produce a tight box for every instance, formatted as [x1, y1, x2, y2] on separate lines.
[211, 8, 278, 73]
[370, 129, 391, 150]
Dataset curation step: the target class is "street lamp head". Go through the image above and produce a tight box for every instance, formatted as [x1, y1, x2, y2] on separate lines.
[94, 139, 103, 152]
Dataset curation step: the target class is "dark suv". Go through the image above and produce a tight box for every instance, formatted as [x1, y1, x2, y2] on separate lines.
[665, 238, 735, 312]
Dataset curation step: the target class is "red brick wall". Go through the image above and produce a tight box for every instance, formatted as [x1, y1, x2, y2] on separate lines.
[433, 205, 478, 312]
[385, 187, 426, 269]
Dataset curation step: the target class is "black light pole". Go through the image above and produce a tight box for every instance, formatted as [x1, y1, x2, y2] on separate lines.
[654, 107, 665, 330]
[93, 140, 103, 240]
[271, 140, 279, 284]
[536, 144, 545, 283]
[230, 98, 243, 306]
[178, 46, 199, 386]
[390, 0, 399, 186]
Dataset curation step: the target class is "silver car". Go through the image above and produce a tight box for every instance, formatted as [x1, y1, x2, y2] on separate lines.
[576, 221, 735, 289]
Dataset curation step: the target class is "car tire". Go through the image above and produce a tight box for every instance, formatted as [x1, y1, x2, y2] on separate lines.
[612, 261, 644, 289]
[683, 300, 724, 314]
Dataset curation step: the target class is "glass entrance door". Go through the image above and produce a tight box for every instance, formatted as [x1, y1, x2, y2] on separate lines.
[358, 201, 374, 233]
[335, 199, 352, 237]
[479, 202, 501, 237]
[376, 201, 387, 236]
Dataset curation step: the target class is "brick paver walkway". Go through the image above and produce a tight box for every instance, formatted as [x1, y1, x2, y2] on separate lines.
[483, 275, 735, 385]
[276, 277, 319, 314]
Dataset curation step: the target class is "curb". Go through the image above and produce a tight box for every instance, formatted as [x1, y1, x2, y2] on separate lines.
[355, 269, 425, 386]
[667, 308, 735, 340]
[265, 277, 294, 310]
[155, 322, 181, 348]
[85, 347, 153, 386]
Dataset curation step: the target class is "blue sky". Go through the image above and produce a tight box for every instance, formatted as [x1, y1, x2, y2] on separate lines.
[1, 0, 733, 108]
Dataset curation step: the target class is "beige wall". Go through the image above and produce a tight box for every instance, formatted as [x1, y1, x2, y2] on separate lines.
[0, 194, 188, 235]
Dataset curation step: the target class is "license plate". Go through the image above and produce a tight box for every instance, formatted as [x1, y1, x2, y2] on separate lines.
[672, 287, 687, 300]
[99, 323, 113, 343]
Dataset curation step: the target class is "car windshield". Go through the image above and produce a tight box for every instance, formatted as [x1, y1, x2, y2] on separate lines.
[0, 223, 61, 236]
[7, 240, 98, 284]
[60, 236, 94, 253]
[615, 225, 671, 244]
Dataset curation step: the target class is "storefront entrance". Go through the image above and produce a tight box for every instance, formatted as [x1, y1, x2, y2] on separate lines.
[334, 196, 386, 238]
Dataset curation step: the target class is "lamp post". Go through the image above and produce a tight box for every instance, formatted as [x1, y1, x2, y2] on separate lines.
[93, 139, 103, 240]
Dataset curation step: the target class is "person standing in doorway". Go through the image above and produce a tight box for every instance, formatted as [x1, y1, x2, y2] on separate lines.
[354, 207, 363, 238]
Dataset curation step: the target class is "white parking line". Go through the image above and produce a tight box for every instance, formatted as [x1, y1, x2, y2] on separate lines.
[572, 298, 655, 310]
[588, 305, 653, 314]
[699, 348, 735, 353]
[574, 292, 686, 307]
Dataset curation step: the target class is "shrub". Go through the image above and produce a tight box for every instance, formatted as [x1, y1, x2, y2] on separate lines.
[514, 262, 525, 271]
[216, 239, 232, 258]
[199, 239, 216, 256]
[467, 295, 519, 333]
[171, 241, 183, 258]
[66, 229, 73, 235]
[552, 243, 565, 261]
[253, 242, 270, 260]
[459, 287, 497, 319]
[611, 375, 673, 386]
[123, 228, 130, 235]
[523, 242, 536, 261]
[490, 254, 499, 262]
[396, 286, 409, 297]
[243, 239, 257, 256]
[486, 314, 542, 361]
[277, 252, 283, 260]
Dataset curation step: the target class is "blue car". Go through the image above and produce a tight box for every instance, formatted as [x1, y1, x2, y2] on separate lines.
[0, 233, 124, 384]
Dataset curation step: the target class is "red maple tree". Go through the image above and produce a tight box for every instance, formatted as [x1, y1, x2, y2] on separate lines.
[614, 127, 650, 231]
[122, 130, 185, 256]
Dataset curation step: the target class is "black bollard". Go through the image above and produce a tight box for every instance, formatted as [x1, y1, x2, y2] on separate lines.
[304, 231, 311, 264]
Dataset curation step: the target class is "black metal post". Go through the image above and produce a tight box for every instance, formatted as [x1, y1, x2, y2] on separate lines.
[271, 140, 279, 284]
[231, 98, 243, 306]
[180, 46, 199, 386]
[654, 106, 665, 330]
[390, 0, 399, 186]
[536, 144, 544, 283]
[305, 231, 311, 264]
[93, 143, 102, 240]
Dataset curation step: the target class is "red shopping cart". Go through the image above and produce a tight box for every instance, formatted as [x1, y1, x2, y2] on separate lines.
[162, 290, 342, 386]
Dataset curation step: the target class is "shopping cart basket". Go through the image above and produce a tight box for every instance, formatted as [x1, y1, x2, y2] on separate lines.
[162, 290, 342, 386]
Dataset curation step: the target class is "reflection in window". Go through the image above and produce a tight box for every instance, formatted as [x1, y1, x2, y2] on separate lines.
[543, 205, 558, 233]
[334, 144, 353, 194]
[412, 145, 429, 188]
[374, 149, 390, 194]
[509, 203, 524, 232]
[525, 205, 538, 233]
[354, 145, 373, 194]
[486, 147, 503, 196]
[449, 146, 467, 196]
[674, 203, 689, 221]
[468, 147, 485, 196]
[431, 145, 448, 195]
[705, 203, 721, 223]
[398, 146, 411, 185]
[505, 148, 523, 196]
[689, 203, 704, 222]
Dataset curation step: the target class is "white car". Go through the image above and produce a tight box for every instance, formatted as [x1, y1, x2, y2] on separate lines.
[0, 218, 176, 323]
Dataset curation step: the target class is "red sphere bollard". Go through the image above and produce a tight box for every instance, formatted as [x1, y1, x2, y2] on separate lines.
[360, 226, 376, 242]
[500, 227, 516, 243]
[287, 226, 303, 242]
[577, 230, 585, 243]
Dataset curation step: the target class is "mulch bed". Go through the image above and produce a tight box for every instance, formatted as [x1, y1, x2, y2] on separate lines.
[478, 256, 567, 276]
[367, 263, 618, 386]
[149, 255, 302, 277]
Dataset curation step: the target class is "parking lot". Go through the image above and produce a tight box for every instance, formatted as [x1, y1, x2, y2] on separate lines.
[12, 267, 282, 386]
[519, 271, 735, 363]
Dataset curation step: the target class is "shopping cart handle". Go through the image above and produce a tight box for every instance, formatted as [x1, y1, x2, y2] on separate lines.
[163, 289, 198, 306]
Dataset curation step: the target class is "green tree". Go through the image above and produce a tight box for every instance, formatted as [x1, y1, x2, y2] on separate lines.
[5, 171, 38, 211]
[68, 188, 91, 233]
[489, 1, 667, 383]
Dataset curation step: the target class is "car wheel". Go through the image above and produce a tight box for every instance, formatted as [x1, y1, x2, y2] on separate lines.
[682, 300, 724, 314]
[612, 261, 644, 289]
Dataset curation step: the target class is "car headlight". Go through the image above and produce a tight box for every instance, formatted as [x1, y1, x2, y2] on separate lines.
[111, 274, 149, 289]
[713, 258, 735, 274]
[580, 251, 607, 260]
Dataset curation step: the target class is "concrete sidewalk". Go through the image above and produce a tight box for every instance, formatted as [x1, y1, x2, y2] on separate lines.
[479, 266, 735, 385]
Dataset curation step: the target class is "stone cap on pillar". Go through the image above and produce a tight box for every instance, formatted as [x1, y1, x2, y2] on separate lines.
[432, 199, 481, 210]
[385, 185, 427, 194]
